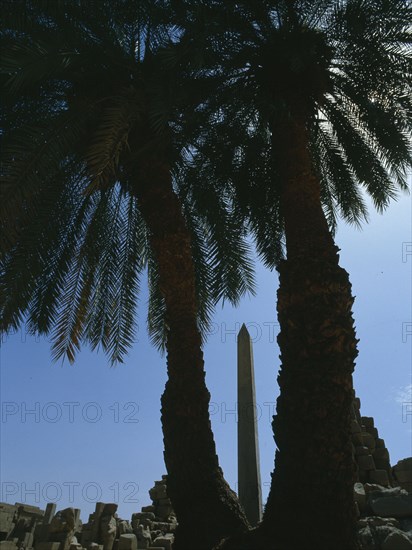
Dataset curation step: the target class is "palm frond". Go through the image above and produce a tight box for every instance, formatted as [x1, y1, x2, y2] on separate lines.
[146, 252, 167, 352]
[322, 98, 401, 211]
[84, 94, 142, 194]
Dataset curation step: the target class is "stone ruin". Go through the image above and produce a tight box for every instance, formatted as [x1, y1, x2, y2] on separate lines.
[349, 392, 412, 549]
[350, 392, 411, 489]
[0, 477, 175, 550]
[0, 397, 411, 550]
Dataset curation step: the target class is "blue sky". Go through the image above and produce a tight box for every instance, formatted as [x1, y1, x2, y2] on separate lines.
[1, 186, 411, 522]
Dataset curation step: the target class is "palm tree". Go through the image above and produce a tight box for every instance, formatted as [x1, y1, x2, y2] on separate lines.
[183, 1, 411, 548]
[0, 2, 254, 547]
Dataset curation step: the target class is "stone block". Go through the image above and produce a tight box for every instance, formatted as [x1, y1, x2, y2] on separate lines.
[361, 432, 376, 451]
[102, 504, 117, 517]
[365, 485, 407, 496]
[133, 514, 155, 522]
[151, 522, 176, 533]
[155, 506, 173, 521]
[16, 504, 44, 518]
[34, 523, 49, 548]
[361, 416, 374, 428]
[0, 504, 17, 514]
[382, 530, 412, 550]
[355, 446, 370, 456]
[153, 534, 173, 550]
[398, 482, 412, 494]
[140, 507, 155, 514]
[132, 513, 153, 530]
[394, 468, 412, 484]
[118, 521, 132, 536]
[0, 543, 18, 550]
[44, 504, 57, 525]
[78, 527, 93, 547]
[149, 485, 167, 502]
[49, 508, 76, 534]
[349, 403, 357, 418]
[22, 532, 34, 547]
[118, 535, 137, 550]
[93, 503, 106, 518]
[401, 518, 412, 539]
[370, 494, 412, 518]
[365, 517, 400, 528]
[357, 454, 376, 471]
[366, 427, 379, 439]
[0, 511, 14, 535]
[352, 432, 364, 446]
[90, 504, 105, 543]
[135, 525, 151, 550]
[394, 458, 412, 472]
[369, 469, 390, 487]
[373, 446, 389, 459]
[354, 483, 366, 511]
[375, 438, 386, 448]
[351, 420, 361, 434]
[375, 458, 391, 470]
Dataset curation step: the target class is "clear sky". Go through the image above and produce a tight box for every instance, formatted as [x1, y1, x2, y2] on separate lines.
[1, 185, 411, 522]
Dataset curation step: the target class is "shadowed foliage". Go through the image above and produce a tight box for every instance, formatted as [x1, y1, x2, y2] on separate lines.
[1, 1, 411, 549]
[179, 1, 411, 548]
[0, 1, 256, 547]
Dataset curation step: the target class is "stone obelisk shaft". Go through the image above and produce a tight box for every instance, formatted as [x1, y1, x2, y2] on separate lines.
[237, 324, 262, 526]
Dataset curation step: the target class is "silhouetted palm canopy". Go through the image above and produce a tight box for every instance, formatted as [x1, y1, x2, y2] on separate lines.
[186, 0, 411, 262]
[1, 1, 411, 549]
[180, 1, 411, 549]
[0, 0, 255, 364]
[1, 2, 256, 548]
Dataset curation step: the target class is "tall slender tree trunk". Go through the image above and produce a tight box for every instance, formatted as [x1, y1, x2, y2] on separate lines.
[260, 117, 359, 549]
[134, 158, 249, 550]
[214, 116, 359, 550]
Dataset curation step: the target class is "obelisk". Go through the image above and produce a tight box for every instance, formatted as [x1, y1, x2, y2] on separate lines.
[237, 323, 262, 526]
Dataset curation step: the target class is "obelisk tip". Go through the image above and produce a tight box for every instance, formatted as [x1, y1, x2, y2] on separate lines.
[239, 323, 249, 336]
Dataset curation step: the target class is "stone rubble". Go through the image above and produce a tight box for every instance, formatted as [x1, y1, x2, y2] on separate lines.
[0, 478, 176, 550]
[350, 392, 394, 488]
[350, 392, 412, 548]
[1, 395, 411, 550]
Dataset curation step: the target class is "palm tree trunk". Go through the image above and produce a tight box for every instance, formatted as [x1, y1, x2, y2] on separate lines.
[134, 159, 249, 550]
[261, 117, 360, 549]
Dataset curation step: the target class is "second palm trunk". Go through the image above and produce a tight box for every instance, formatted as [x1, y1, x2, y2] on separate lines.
[134, 159, 249, 550]
[262, 118, 359, 550]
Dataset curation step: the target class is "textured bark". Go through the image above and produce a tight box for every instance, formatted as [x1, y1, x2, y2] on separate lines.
[134, 159, 249, 550]
[259, 118, 360, 549]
